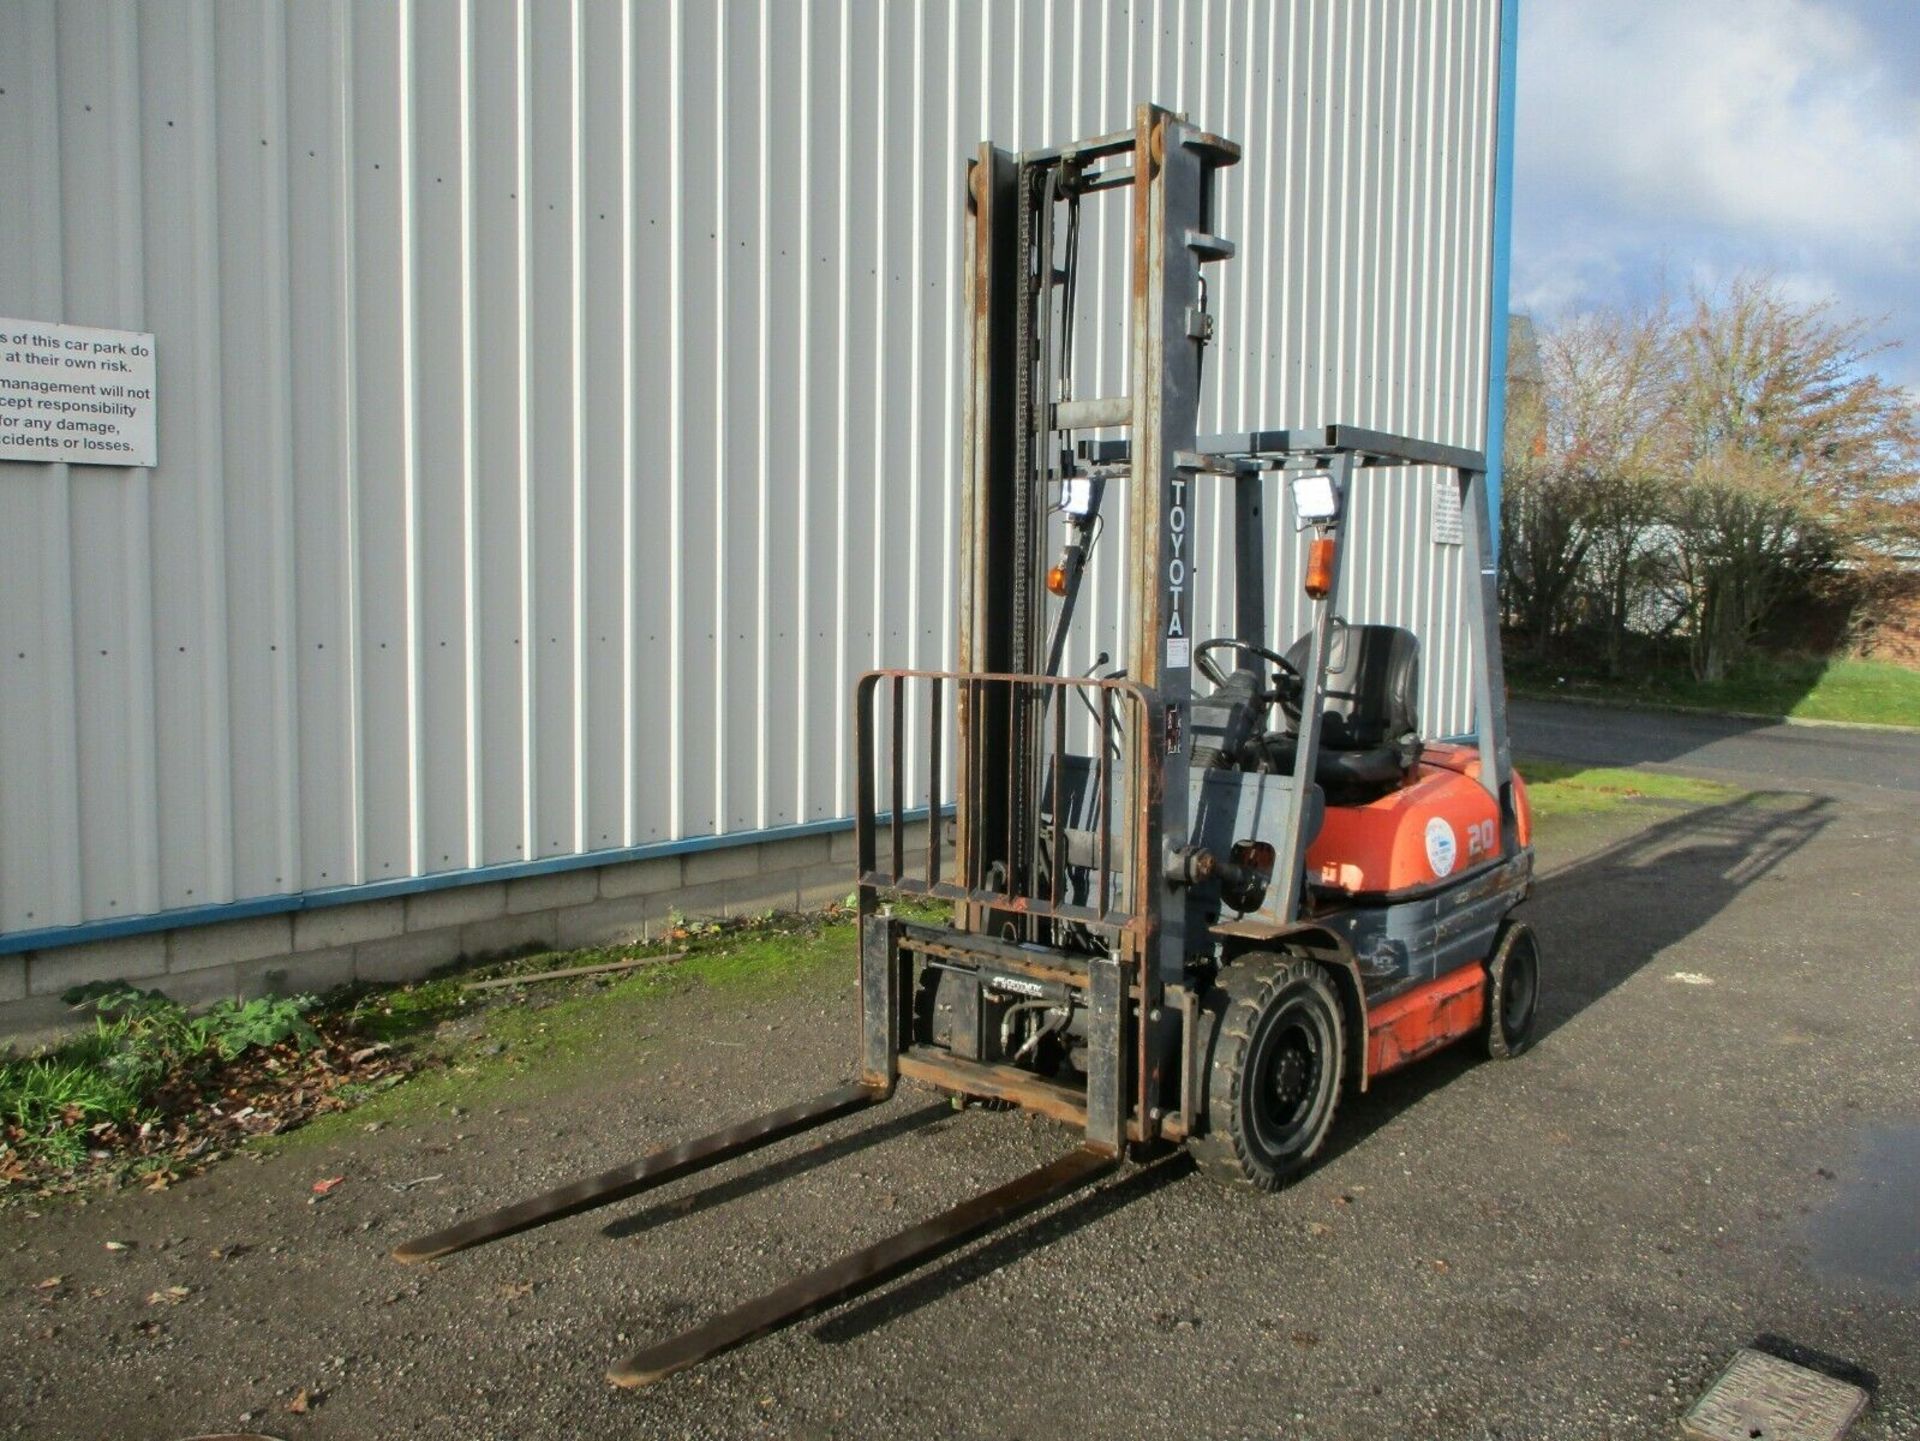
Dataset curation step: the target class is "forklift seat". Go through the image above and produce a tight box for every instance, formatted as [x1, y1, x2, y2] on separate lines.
[1269, 623, 1422, 797]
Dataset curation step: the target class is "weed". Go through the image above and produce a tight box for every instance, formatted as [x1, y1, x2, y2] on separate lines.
[2, 985, 324, 1185]
[0, 1055, 142, 1148]
[202, 995, 322, 1060]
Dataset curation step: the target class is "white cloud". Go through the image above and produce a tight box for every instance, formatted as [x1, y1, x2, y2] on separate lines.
[1521, 0, 1920, 245]
[1513, 0, 1920, 385]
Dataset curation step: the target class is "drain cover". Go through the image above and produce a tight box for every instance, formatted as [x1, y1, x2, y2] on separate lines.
[1682, 1348, 1868, 1441]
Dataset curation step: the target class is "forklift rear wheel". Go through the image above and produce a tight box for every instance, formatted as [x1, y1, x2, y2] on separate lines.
[1191, 954, 1344, 1191]
[1484, 919, 1540, 1060]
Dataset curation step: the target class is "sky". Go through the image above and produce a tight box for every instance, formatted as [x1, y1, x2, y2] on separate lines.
[1512, 0, 1920, 395]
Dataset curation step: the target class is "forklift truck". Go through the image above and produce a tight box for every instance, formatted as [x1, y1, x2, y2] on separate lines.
[394, 104, 1540, 1388]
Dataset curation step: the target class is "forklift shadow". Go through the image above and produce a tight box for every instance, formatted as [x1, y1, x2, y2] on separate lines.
[1523, 788, 1833, 1042]
[810, 1149, 1199, 1347]
[1322, 787, 1836, 1166]
[598, 1102, 952, 1241]
[815, 788, 1837, 1343]
[700, 791, 1838, 1351]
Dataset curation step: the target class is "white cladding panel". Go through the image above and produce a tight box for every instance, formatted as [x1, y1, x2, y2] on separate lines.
[0, 0, 1503, 937]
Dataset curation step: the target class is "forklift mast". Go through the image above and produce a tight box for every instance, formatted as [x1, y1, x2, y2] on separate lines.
[942, 105, 1240, 1150]
[853, 103, 1514, 1153]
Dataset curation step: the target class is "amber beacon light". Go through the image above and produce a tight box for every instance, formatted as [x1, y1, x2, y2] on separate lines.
[1304, 535, 1337, 599]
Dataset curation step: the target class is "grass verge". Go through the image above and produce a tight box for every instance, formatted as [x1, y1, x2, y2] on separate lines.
[1509, 653, 1920, 729]
[1, 908, 886, 1198]
[283, 907, 871, 1149]
[1516, 758, 1737, 821]
[4, 899, 967, 1201]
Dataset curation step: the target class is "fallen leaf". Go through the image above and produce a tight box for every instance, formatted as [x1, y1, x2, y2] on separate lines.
[32, 1276, 62, 1290]
[1431, 1258, 1451, 1273]
[288, 1386, 313, 1414]
[145, 1285, 191, 1305]
[311, 1176, 345, 1197]
[103, 1240, 129, 1252]
[498, 1280, 534, 1300]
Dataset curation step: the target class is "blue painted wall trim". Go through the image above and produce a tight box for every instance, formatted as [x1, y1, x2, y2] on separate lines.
[1484, 0, 1520, 561]
[0, 811, 938, 959]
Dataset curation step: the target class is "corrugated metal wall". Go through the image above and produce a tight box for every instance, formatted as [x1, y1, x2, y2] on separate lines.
[0, 0, 1503, 941]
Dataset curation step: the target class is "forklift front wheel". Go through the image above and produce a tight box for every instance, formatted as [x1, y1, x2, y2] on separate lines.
[1483, 918, 1541, 1060]
[1191, 954, 1345, 1192]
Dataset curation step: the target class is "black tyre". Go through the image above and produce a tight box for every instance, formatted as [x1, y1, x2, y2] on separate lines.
[1191, 954, 1345, 1191]
[1484, 918, 1540, 1060]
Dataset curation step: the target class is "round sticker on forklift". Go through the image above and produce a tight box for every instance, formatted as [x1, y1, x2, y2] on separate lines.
[1424, 817, 1458, 878]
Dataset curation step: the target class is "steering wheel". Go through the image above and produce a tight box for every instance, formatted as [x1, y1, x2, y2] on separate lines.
[1193, 638, 1304, 718]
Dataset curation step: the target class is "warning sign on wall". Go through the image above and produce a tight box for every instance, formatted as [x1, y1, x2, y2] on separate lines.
[1431, 471, 1464, 546]
[0, 317, 157, 467]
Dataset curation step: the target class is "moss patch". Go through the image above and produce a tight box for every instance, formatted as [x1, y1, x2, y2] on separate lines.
[278, 911, 866, 1149]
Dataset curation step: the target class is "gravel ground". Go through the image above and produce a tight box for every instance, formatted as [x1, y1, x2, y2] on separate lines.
[3, 730, 1915, 1440]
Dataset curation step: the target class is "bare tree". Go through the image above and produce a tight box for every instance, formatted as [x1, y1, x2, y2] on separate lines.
[1499, 317, 1596, 659]
[1548, 303, 1679, 675]
[1668, 277, 1919, 680]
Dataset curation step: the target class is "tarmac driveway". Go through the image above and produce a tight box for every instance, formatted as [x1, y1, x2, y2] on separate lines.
[3, 700, 1915, 1439]
[1510, 695, 1920, 793]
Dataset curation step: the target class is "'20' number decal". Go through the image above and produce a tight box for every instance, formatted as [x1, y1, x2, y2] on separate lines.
[1465, 819, 1496, 860]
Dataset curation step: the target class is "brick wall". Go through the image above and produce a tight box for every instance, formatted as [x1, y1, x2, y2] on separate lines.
[1861, 575, 1920, 666]
[0, 823, 917, 1048]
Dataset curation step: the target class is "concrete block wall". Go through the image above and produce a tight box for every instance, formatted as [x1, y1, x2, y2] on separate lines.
[0, 822, 936, 1048]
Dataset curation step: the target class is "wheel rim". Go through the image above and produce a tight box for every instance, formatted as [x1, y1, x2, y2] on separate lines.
[1246, 999, 1334, 1160]
[1501, 932, 1538, 1038]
